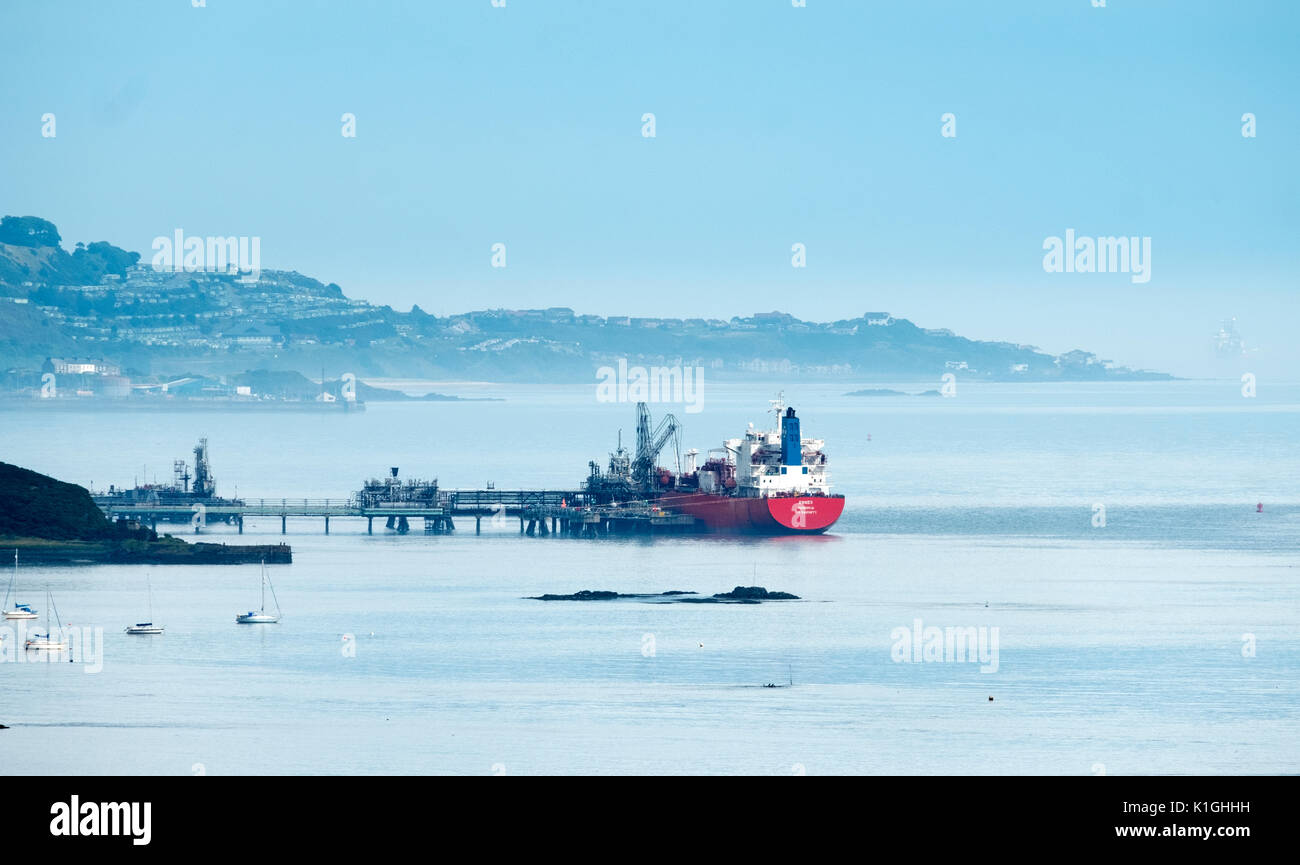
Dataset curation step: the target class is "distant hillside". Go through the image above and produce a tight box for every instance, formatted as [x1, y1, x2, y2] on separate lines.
[0, 214, 1173, 382]
[0, 216, 139, 289]
[0, 298, 80, 361]
[0, 462, 115, 541]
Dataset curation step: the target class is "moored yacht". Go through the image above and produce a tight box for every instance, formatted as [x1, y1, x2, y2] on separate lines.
[3, 549, 38, 620]
[25, 588, 68, 652]
[125, 574, 164, 635]
[236, 561, 281, 624]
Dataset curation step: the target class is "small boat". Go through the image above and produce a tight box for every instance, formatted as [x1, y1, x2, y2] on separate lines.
[25, 588, 68, 652]
[236, 561, 281, 624]
[125, 575, 164, 635]
[3, 549, 38, 620]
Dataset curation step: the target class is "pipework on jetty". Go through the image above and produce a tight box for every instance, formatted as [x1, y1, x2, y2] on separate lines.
[95, 466, 699, 537]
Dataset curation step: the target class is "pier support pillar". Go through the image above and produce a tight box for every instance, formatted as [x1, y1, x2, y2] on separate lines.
[368, 517, 373, 535]
[325, 516, 330, 535]
[475, 516, 481, 535]
[520, 516, 525, 534]
[539, 518, 549, 536]
[281, 515, 287, 534]
[237, 517, 244, 535]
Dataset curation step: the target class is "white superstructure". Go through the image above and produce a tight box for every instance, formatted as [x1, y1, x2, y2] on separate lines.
[703, 395, 832, 498]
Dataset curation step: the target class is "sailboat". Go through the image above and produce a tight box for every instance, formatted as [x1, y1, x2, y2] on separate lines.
[3, 549, 38, 620]
[235, 561, 281, 624]
[25, 587, 68, 651]
[125, 575, 164, 635]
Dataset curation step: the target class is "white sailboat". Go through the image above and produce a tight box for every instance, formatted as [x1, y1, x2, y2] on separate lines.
[3, 549, 38, 620]
[125, 575, 164, 635]
[236, 561, 281, 624]
[25, 587, 68, 651]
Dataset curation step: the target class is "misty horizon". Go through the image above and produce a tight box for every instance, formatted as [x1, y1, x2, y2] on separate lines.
[3, 1, 1295, 380]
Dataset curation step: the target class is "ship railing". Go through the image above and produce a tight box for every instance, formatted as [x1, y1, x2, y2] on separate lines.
[246, 498, 351, 508]
[362, 501, 441, 509]
[751, 464, 827, 476]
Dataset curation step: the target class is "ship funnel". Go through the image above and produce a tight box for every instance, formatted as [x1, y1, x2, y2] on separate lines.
[390, 467, 399, 478]
[781, 407, 801, 466]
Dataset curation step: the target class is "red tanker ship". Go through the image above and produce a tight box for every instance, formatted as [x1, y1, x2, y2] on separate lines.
[585, 396, 845, 535]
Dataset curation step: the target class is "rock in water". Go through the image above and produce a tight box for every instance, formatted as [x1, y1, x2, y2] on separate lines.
[712, 586, 800, 601]
[529, 590, 621, 601]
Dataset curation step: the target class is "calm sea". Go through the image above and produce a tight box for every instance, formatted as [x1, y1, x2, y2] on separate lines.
[1, 380, 1297, 774]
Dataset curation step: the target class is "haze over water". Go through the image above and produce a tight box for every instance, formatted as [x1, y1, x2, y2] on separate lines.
[2, 380, 1297, 774]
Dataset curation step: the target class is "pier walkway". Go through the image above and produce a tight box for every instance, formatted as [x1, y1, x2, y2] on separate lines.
[94, 489, 699, 536]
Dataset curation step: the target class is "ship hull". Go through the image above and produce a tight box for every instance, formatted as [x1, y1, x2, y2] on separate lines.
[658, 492, 845, 535]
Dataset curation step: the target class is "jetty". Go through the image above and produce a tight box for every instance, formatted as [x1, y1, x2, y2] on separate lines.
[94, 489, 700, 536]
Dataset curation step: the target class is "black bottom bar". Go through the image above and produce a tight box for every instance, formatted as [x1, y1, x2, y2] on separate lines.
[12, 775, 1286, 852]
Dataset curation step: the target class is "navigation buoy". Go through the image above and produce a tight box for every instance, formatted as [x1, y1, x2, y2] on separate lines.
[1257, 502, 1264, 513]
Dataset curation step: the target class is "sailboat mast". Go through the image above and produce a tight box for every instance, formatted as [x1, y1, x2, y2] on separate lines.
[3, 548, 13, 609]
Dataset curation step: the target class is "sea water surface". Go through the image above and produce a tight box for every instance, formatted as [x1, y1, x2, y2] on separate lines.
[1, 380, 1297, 774]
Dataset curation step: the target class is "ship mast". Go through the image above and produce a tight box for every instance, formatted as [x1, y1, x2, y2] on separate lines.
[770, 392, 785, 435]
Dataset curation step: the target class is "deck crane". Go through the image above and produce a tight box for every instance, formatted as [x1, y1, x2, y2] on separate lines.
[632, 402, 681, 490]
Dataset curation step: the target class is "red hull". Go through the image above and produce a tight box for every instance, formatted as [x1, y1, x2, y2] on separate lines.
[657, 492, 845, 535]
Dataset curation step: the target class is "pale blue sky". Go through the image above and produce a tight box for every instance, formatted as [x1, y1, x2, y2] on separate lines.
[1, 0, 1295, 377]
